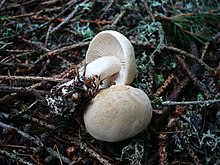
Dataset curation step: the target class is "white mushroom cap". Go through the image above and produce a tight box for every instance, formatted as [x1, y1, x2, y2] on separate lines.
[84, 30, 136, 88]
[83, 84, 153, 142]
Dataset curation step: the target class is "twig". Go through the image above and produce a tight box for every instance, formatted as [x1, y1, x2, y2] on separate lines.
[35, 41, 90, 64]
[0, 0, 77, 41]
[212, 32, 220, 41]
[45, 24, 53, 47]
[55, 63, 79, 79]
[80, 19, 113, 26]
[19, 37, 49, 52]
[0, 149, 35, 165]
[35, 7, 62, 17]
[22, 115, 55, 129]
[130, 40, 156, 47]
[111, 10, 126, 27]
[177, 123, 202, 165]
[50, 0, 88, 34]
[19, 6, 34, 32]
[12, 12, 35, 18]
[185, 144, 202, 165]
[0, 0, 37, 9]
[55, 145, 64, 165]
[46, 147, 71, 164]
[189, 41, 199, 57]
[40, 0, 61, 6]
[175, 55, 211, 98]
[156, 74, 175, 96]
[166, 46, 215, 72]
[143, 1, 155, 21]
[0, 62, 34, 68]
[0, 121, 41, 146]
[200, 42, 210, 60]
[2, 49, 31, 53]
[46, 41, 90, 57]
[153, 78, 191, 131]
[71, 139, 113, 165]
[162, 99, 220, 106]
[0, 144, 35, 150]
[0, 0, 6, 8]
[30, 155, 43, 165]
[99, 1, 114, 20]
[146, 65, 155, 97]
[0, 75, 67, 83]
[0, 86, 47, 101]
[0, 80, 48, 104]
[158, 134, 168, 165]
[0, 92, 21, 104]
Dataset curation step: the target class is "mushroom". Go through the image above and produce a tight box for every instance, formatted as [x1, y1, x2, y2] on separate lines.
[47, 30, 135, 114]
[83, 84, 153, 142]
[80, 30, 136, 88]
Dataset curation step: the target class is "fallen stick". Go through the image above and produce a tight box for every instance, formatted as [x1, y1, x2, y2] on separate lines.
[162, 99, 220, 106]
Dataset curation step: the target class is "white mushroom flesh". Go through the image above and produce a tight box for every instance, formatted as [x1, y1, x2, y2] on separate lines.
[83, 84, 153, 142]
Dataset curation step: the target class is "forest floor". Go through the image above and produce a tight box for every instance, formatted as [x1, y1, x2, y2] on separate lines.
[0, 1, 220, 165]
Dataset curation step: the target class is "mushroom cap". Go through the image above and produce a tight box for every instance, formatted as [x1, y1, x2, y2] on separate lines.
[85, 30, 136, 87]
[83, 84, 153, 142]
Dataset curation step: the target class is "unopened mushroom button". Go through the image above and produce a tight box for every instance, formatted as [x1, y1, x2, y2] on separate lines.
[83, 84, 153, 142]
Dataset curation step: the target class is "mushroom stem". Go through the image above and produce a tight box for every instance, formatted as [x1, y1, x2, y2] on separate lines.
[83, 56, 121, 82]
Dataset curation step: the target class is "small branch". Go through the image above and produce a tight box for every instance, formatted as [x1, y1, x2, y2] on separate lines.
[166, 46, 215, 72]
[46, 147, 71, 164]
[55, 63, 80, 79]
[175, 55, 211, 98]
[0, 75, 67, 83]
[158, 134, 168, 165]
[153, 78, 191, 131]
[111, 10, 126, 27]
[46, 41, 90, 57]
[99, 1, 114, 20]
[45, 24, 53, 46]
[143, 1, 155, 21]
[22, 115, 55, 129]
[55, 145, 64, 165]
[35, 41, 90, 64]
[70, 139, 113, 165]
[162, 99, 220, 106]
[50, 0, 88, 34]
[12, 12, 35, 18]
[0, 86, 47, 101]
[40, 0, 61, 6]
[0, 144, 35, 150]
[167, 78, 191, 101]
[0, 121, 41, 146]
[80, 19, 113, 26]
[0, 0, 6, 9]
[0, 149, 35, 165]
[156, 74, 175, 96]
[0, 0, 76, 41]
[200, 42, 210, 60]
[19, 37, 49, 52]
[2, 49, 31, 53]
[0, 62, 34, 68]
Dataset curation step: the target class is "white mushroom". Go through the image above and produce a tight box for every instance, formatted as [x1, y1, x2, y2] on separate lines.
[83, 84, 153, 142]
[81, 30, 136, 88]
